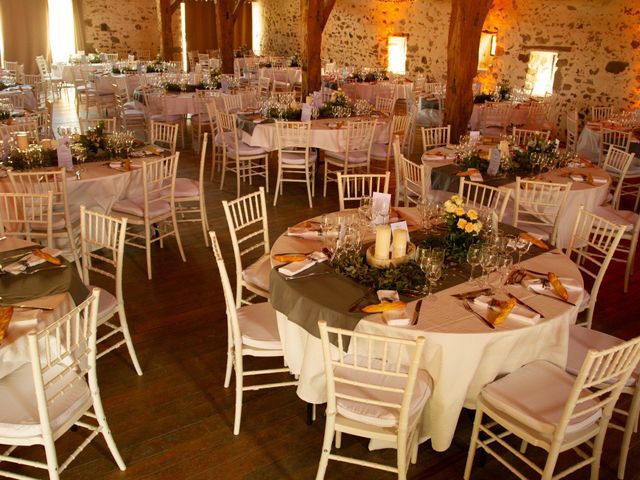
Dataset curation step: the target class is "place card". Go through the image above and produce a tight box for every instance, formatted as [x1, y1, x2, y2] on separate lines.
[487, 147, 501, 176]
[301, 104, 312, 122]
[56, 137, 74, 171]
[469, 131, 480, 144]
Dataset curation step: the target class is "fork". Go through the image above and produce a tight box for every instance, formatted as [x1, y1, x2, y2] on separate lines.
[23, 265, 68, 275]
[461, 300, 495, 329]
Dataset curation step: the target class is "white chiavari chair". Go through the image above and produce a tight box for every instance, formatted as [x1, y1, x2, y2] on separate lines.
[420, 125, 450, 152]
[80, 205, 142, 375]
[512, 177, 571, 245]
[323, 120, 377, 197]
[599, 128, 631, 165]
[274, 120, 316, 207]
[479, 102, 513, 137]
[0, 191, 53, 246]
[591, 105, 614, 121]
[371, 112, 412, 172]
[458, 178, 511, 222]
[222, 187, 271, 307]
[222, 93, 244, 113]
[400, 154, 427, 208]
[0, 289, 127, 479]
[111, 153, 186, 280]
[315, 321, 432, 480]
[375, 96, 396, 116]
[565, 110, 579, 153]
[566, 207, 627, 328]
[210, 231, 296, 435]
[174, 133, 210, 246]
[149, 120, 179, 154]
[512, 127, 550, 147]
[337, 171, 390, 211]
[464, 335, 640, 480]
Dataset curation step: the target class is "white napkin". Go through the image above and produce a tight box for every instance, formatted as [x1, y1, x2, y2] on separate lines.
[286, 228, 321, 238]
[109, 161, 123, 169]
[470, 172, 484, 182]
[524, 277, 583, 305]
[4, 247, 62, 275]
[382, 308, 410, 326]
[377, 290, 400, 302]
[473, 295, 540, 324]
[591, 175, 608, 184]
[569, 174, 585, 182]
[278, 259, 316, 276]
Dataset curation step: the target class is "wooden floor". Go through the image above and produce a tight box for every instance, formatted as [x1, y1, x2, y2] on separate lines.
[13, 96, 640, 479]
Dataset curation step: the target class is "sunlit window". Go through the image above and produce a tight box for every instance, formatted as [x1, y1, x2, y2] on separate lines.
[251, 1, 263, 56]
[48, 0, 76, 62]
[478, 31, 497, 71]
[525, 50, 558, 97]
[388, 35, 407, 75]
[180, 2, 187, 72]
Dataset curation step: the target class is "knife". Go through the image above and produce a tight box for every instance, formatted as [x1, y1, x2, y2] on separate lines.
[452, 288, 492, 299]
[530, 288, 577, 306]
[507, 293, 545, 318]
[462, 300, 495, 329]
[411, 299, 423, 325]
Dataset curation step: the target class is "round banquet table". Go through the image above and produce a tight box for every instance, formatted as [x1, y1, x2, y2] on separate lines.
[259, 67, 302, 85]
[423, 148, 612, 249]
[268, 207, 583, 452]
[576, 122, 640, 164]
[469, 102, 532, 131]
[240, 116, 390, 153]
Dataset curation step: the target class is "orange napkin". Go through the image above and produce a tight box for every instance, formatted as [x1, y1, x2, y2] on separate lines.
[362, 301, 406, 313]
[519, 232, 549, 250]
[0, 306, 13, 341]
[457, 168, 480, 177]
[492, 298, 517, 326]
[548, 272, 569, 301]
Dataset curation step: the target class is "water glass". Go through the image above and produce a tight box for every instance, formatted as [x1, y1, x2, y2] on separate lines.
[466, 244, 483, 282]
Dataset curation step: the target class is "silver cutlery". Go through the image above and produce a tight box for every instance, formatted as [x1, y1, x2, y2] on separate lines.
[411, 299, 423, 325]
[23, 265, 68, 275]
[462, 300, 495, 329]
[283, 271, 330, 281]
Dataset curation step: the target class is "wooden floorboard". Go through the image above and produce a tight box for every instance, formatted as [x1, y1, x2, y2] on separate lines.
[10, 96, 640, 479]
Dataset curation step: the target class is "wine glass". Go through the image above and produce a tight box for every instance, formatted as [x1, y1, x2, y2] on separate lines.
[424, 258, 443, 300]
[490, 254, 514, 294]
[321, 214, 338, 254]
[466, 244, 483, 282]
[479, 245, 498, 289]
[514, 237, 532, 268]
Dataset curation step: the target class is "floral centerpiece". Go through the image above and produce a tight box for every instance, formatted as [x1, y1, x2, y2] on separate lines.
[419, 195, 482, 264]
[507, 135, 559, 174]
[318, 89, 352, 118]
[347, 70, 389, 83]
[5, 144, 58, 171]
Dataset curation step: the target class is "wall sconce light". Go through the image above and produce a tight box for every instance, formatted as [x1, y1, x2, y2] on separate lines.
[388, 34, 407, 75]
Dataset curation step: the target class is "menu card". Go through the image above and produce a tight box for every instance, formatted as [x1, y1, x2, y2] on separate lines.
[371, 192, 391, 225]
[487, 147, 501, 176]
[57, 137, 74, 171]
[301, 104, 312, 122]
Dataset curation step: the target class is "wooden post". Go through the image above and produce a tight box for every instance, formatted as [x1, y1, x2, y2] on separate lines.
[300, 0, 336, 96]
[216, 0, 245, 74]
[443, 0, 492, 142]
[156, 0, 179, 60]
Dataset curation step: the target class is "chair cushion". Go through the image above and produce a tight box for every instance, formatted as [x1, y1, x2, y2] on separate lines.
[0, 363, 90, 438]
[242, 254, 271, 292]
[334, 359, 432, 428]
[567, 325, 639, 386]
[112, 198, 171, 218]
[480, 360, 602, 435]
[592, 206, 637, 232]
[370, 142, 391, 159]
[88, 285, 118, 322]
[151, 113, 182, 123]
[174, 177, 200, 197]
[123, 109, 145, 118]
[123, 101, 138, 110]
[280, 150, 317, 165]
[325, 150, 369, 164]
[237, 302, 281, 350]
[228, 142, 267, 157]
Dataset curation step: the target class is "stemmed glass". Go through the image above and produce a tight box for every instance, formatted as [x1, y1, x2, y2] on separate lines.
[479, 245, 498, 289]
[321, 214, 338, 254]
[514, 237, 532, 268]
[466, 244, 483, 282]
[419, 254, 443, 300]
[490, 254, 514, 293]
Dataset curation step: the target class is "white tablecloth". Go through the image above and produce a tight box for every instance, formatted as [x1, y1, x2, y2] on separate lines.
[341, 81, 413, 104]
[469, 103, 532, 131]
[241, 116, 390, 153]
[576, 124, 640, 164]
[271, 210, 583, 451]
[259, 67, 302, 85]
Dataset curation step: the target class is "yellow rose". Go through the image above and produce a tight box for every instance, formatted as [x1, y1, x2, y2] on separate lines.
[450, 195, 463, 206]
[457, 218, 468, 229]
[467, 209, 478, 220]
[474, 221, 483, 233]
[465, 223, 475, 233]
[444, 201, 456, 213]
[455, 207, 465, 217]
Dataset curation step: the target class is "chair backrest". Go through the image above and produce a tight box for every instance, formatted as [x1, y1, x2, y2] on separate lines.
[80, 205, 127, 303]
[35, 56, 49, 76]
[337, 172, 390, 211]
[481, 103, 512, 129]
[257, 77, 271, 97]
[566, 110, 579, 153]
[512, 127, 550, 147]
[150, 120, 178, 153]
[375, 96, 395, 115]
[525, 103, 550, 130]
[221, 187, 270, 307]
[216, 110, 241, 154]
[275, 120, 312, 162]
[400, 154, 427, 207]
[26, 289, 101, 441]
[591, 106, 613, 122]
[223, 93, 243, 113]
[601, 146, 635, 208]
[566, 207, 626, 327]
[513, 177, 571, 244]
[340, 119, 377, 159]
[209, 230, 244, 354]
[79, 118, 117, 135]
[423, 82, 440, 96]
[2, 119, 40, 142]
[140, 154, 179, 219]
[458, 178, 512, 222]
[386, 113, 412, 145]
[318, 320, 426, 435]
[421, 125, 450, 151]
[8, 167, 70, 235]
[0, 191, 53, 246]
[205, 100, 220, 138]
[600, 128, 631, 164]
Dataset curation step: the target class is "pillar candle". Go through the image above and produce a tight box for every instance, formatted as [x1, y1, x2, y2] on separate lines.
[16, 132, 29, 150]
[374, 224, 392, 260]
[391, 229, 408, 259]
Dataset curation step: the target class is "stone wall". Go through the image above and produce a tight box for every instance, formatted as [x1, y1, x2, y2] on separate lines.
[80, 0, 160, 59]
[259, 0, 639, 122]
